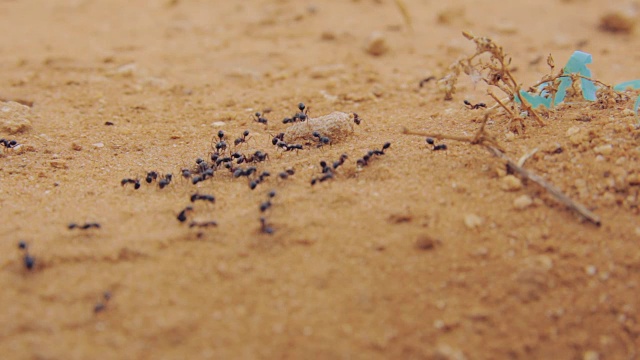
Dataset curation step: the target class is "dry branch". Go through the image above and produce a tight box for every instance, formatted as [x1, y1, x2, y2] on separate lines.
[402, 116, 601, 226]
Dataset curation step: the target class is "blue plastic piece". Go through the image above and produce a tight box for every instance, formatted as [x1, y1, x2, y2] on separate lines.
[518, 51, 597, 108]
[634, 95, 640, 118]
[614, 80, 640, 91]
[559, 51, 597, 102]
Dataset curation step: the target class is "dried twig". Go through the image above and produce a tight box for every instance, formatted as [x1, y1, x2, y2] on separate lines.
[402, 116, 601, 226]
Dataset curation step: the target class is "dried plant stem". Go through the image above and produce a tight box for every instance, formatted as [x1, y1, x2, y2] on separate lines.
[402, 119, 601, 226]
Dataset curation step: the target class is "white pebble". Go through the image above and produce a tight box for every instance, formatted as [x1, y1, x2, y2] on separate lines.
[464, 214, 483, 229]
[513, 195, 533, 210]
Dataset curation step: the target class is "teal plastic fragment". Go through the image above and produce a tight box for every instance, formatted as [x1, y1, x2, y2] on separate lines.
[559, 51, 597, 102]
[614, 80, 640, 91]
[517, 51, 597, 109]
[518, 89, 552, 109]
[634, 95, 640, 119]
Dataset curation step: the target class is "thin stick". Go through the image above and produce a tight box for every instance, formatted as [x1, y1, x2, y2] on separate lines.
[485, 145, 600, 226]
[402, 124, 601, 226]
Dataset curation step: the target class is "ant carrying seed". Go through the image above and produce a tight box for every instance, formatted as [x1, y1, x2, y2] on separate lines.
[177, 206, 194, 222]
[189, 221, 218, 228]
[68, 222, 101, 230]
[464, 100, 487, 110]
[234, 130, 251, 147]
[18, 240, 35, 270]
[254, 112, 269, 126]
[190, 193, 215, 203]
[121, 178, 141, 189]
[284, 144, 303, 152]
[94, 291, 112, 314]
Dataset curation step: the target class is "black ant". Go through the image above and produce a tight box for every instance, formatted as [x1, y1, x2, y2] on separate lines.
[189, 221, 218, 228]
[433, 144, 448, 151]
[312, 132, 331, 148]
[177, 206, 194, 222]
[254, 112, 268, 125]
[353, 113, 362, 125]
[158, 173, 172, 189]
[121, 178, 141, 189]
[190, 193, 215, 203]
[333, 154, 348, 169]
[234, 130, 251, 147]
[0, 139, 19, 149]
[18, 240, 35, 270]
[145, 171, 159, 184]
[94, 291, 112, 314]
[233, 166, 257, 178]
[294, 102, 309, 121]
[181, 168, 192, 181]
[356, 142, 391, 167]
[311, 172, 334, 185]
[284, 103, 309, 123]
[426, 137, 435, 145]
[278, 168, 295, 179]
[259, 217, 274, 234]
[270, 133, 285, 146]
[68, 222, 101, 230]
[464, 100, 487, 110]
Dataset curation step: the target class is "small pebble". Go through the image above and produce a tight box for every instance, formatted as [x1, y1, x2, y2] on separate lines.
[513, 194, 533, 210]
[92, 142, 104, 148]
[415, 235, 438, 250]
[585, 265, 597, 276]
[593, 144, 613, 156]
[464, 213, 483, 229]
[501, 175, 522, 191]
[365, 31, 389, 56]
[211, 121, 226, 127]
[71, 143, 82, 151]
[583, 350, 600, 360]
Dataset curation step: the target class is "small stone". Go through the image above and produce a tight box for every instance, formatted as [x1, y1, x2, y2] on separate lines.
[594, 144, 613, 155]
[92, 142, 104, 148]
[583, 350, 600, 360]
[566, 126, 581, 137]
[50, 160, 68, 169]
[71, 143, 82, 151]
[464, 214, 483, 229]
[365, 31, 389, 56]
[635, 227, 640, 237]
[501, 175, 522, 191]
[211, 121, 226, 127]
[585, 265, 597, 276]
[320, 31, 336, 41]
[432, 344, 467, 360]
[513, 195, 533, 210]
[415, 235, 438, 250]
[0, 101, 33, 134]
[600, 12, 635, 34]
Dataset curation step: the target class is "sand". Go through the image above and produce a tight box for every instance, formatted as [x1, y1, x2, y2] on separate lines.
[1, 0, 639, 359]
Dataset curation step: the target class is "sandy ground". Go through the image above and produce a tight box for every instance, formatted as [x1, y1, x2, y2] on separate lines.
[1, 0, 640, 359]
